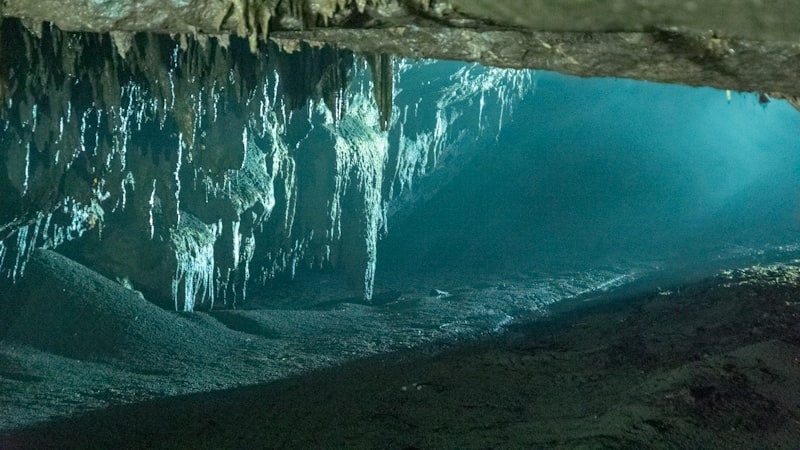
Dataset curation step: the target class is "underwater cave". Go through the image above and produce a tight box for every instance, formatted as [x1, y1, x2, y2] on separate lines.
[1, 1, 800, 448]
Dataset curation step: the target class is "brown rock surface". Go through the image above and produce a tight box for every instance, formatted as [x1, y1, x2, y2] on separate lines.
[2, 1, 799, 96]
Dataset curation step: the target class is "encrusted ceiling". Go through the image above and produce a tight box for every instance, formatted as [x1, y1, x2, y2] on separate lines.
[0, 1, 798, 99]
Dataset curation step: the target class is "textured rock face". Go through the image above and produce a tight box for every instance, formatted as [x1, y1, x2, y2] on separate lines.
[449, 0, 800, 42]
[5, 0, 799, 41]
[1, 0, 798, 97]
[2, 0, 271, 34]
[275, 27, 800, 100]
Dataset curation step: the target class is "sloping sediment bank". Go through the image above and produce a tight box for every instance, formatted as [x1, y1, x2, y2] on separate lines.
[2, 255, 799, 449]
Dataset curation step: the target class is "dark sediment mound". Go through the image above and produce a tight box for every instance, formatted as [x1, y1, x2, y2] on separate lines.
[1, 249, 246, 371]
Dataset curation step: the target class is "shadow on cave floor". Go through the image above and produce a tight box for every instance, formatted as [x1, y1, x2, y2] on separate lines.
[2, 243, 800, 441]
[2, 254, 800, 449]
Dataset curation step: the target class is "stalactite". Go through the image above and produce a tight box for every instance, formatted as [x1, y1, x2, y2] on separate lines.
[110, 31, 134, 60]
[170, 213, 218, 311]
[366, 53, 393, 131]
[242, 0, 276, 53]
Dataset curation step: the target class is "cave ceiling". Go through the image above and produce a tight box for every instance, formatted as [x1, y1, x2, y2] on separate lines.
[0, 0, 798, 98]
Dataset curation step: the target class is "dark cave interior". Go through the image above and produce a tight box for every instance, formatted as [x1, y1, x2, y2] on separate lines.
[1, 1, 800, 447]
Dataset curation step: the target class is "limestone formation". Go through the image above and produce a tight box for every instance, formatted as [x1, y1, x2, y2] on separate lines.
[1, 1, 798, 310]
[0, 19, 529, 309]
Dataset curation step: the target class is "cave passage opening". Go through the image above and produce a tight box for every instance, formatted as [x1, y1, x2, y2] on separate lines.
[1, 21, 800, 434]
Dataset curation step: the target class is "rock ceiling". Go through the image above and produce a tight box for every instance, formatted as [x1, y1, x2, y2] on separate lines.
[0, 0, 798, 98]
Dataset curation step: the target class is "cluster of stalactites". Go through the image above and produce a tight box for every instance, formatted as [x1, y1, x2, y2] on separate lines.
[0, 18, 275, 303]
[281, 0, 383, 28]
[252, 0, 436, 31]
[1, 12, 509, 310]
[381, 63, 534, 223]
[116, 0, 432, 55]
[0, 16, 398, 309]
[227, 0, 277, 54]
[0, 17, 273, 147]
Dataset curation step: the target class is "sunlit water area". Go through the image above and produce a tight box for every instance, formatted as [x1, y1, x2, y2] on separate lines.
[0, 22, 799, 438]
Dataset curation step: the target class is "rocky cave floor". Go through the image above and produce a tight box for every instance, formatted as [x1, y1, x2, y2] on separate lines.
[1, 250, 800, 449]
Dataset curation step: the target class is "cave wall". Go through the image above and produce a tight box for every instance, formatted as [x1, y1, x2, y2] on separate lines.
[1, 0, 797, 311]
[0, 18, 530, 310]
